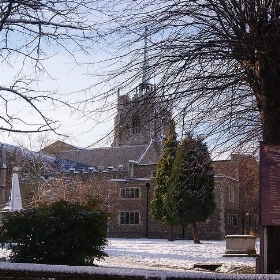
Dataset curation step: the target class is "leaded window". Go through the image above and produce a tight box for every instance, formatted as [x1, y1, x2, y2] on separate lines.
[120, 212, 140, 225]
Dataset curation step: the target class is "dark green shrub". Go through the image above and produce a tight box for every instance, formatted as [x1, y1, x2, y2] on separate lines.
[0, 197, 109, 265]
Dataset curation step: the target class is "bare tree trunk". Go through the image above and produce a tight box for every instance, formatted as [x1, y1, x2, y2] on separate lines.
[168, 224, 174, 241]
[190, 220, 200, 244]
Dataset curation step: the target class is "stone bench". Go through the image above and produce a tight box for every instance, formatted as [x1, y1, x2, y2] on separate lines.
[223, 235, 257, 257]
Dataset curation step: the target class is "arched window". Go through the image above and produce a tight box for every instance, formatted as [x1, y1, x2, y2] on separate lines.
[132, 115, 141, 134]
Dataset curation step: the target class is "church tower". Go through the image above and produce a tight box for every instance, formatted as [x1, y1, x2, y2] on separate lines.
[112, 29, 171, 147]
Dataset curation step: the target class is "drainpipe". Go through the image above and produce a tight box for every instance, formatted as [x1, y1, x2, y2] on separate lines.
[145, 181, 150, 238]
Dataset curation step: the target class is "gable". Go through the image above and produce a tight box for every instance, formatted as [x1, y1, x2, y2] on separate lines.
[41, 141, 79, 156]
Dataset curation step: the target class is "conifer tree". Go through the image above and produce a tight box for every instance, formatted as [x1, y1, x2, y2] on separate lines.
[166, 133, 215, 244]
[151, 120, 178, 241]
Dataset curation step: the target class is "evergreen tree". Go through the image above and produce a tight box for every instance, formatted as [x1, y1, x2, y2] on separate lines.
[167, 133, 215, 244]
[151, 120, 178, 241]
[0, 198, 109, 265]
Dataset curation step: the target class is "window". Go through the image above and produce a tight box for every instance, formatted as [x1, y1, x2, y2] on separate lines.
[121, 187, 140, 198]
[132, 116, 141, 134]
[228, 213, 238, 226]
[120, 212, 140, 225]
[229, 186, 235, 202]
[248, 214, 252, 227]
[151, 170, 157, 178]
[228, 213, 232, 225]
[232, 214, 238, 226]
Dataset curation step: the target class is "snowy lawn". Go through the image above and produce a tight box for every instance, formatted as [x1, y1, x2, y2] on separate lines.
[94, 238, 260, 273]
[0, 238, 259, 275]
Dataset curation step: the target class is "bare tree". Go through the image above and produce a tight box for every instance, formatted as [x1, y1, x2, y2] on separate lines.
[85, 0, 280, 273]
[0, 0, 102, 134]
[34, 174, 109, 206]
[3, 0, 279, 273]
[86, 1, 263, 154]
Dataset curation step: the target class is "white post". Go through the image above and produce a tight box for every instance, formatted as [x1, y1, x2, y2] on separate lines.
[10, 173, 23, 212]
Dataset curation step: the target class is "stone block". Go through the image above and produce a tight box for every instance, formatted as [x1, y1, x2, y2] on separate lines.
[224, 235, 257, 256]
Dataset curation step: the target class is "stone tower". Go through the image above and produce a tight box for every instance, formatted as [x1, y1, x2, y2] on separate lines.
[112, 30, 171, 147]
[112, 86, 171, 147]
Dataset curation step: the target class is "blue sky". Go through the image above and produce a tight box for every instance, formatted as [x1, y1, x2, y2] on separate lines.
[0, 50, 117, 150]
[0, 1, 122, 150]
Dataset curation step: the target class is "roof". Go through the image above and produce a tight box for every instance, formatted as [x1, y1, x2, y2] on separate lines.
[55, 158, 96, 173]
[57, 141, 163, 169]
[40, 141, 80, 157]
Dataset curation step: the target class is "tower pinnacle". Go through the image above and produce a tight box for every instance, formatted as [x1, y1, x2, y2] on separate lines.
[142, 26, 150, 85]
[140, 26, 153, 95]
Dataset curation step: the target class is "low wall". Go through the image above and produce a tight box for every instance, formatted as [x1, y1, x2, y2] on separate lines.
[1, 263, 280, 280]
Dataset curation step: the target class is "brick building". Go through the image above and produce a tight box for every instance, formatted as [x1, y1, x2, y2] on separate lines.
[45, 147, 260, 239]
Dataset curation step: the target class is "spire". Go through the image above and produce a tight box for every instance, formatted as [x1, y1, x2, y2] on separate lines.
[142, 26, 150, 85]
[140, 26, 153, 96]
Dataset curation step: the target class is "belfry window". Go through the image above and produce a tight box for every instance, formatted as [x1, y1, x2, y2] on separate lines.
[132, 115, 141, 134]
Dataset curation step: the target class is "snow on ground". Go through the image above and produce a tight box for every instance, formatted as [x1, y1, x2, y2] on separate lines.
[94, 238, 260, 273]
[0, 238, 259, 276]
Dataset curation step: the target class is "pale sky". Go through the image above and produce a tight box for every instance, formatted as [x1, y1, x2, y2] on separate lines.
[0, 51, 118, 151]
